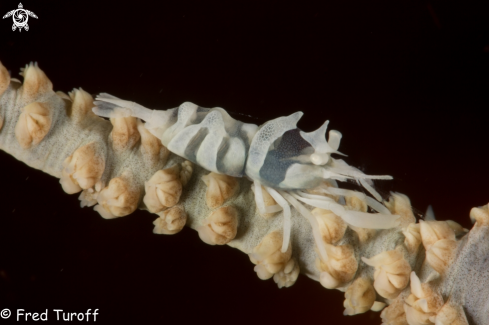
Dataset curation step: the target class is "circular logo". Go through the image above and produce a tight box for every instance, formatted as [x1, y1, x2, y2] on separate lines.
[13, 10, 28, 27]
[3, 3, 38, 32]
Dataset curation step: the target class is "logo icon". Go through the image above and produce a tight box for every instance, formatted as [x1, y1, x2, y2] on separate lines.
[3, 3, 38, 32]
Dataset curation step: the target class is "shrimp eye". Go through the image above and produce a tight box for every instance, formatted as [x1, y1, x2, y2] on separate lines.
[311, 153, 329, 165]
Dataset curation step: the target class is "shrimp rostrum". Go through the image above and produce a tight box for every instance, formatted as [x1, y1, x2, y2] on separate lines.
[93, 94, 400, 255]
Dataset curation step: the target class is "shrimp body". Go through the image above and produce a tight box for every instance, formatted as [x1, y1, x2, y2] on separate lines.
[93, 94, 399, 254]
[93, 94, 350, 189]
[94, 94, 258, 177]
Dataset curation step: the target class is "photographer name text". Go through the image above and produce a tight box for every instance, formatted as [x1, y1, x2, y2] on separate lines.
[1, 309, 99, 321]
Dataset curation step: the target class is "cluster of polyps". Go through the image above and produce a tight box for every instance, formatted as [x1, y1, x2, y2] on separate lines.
[382, 270, 471, 325]
[0, 61, 487, 325]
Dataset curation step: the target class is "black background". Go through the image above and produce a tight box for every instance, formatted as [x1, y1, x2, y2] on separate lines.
[0, 0, 488, 324]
